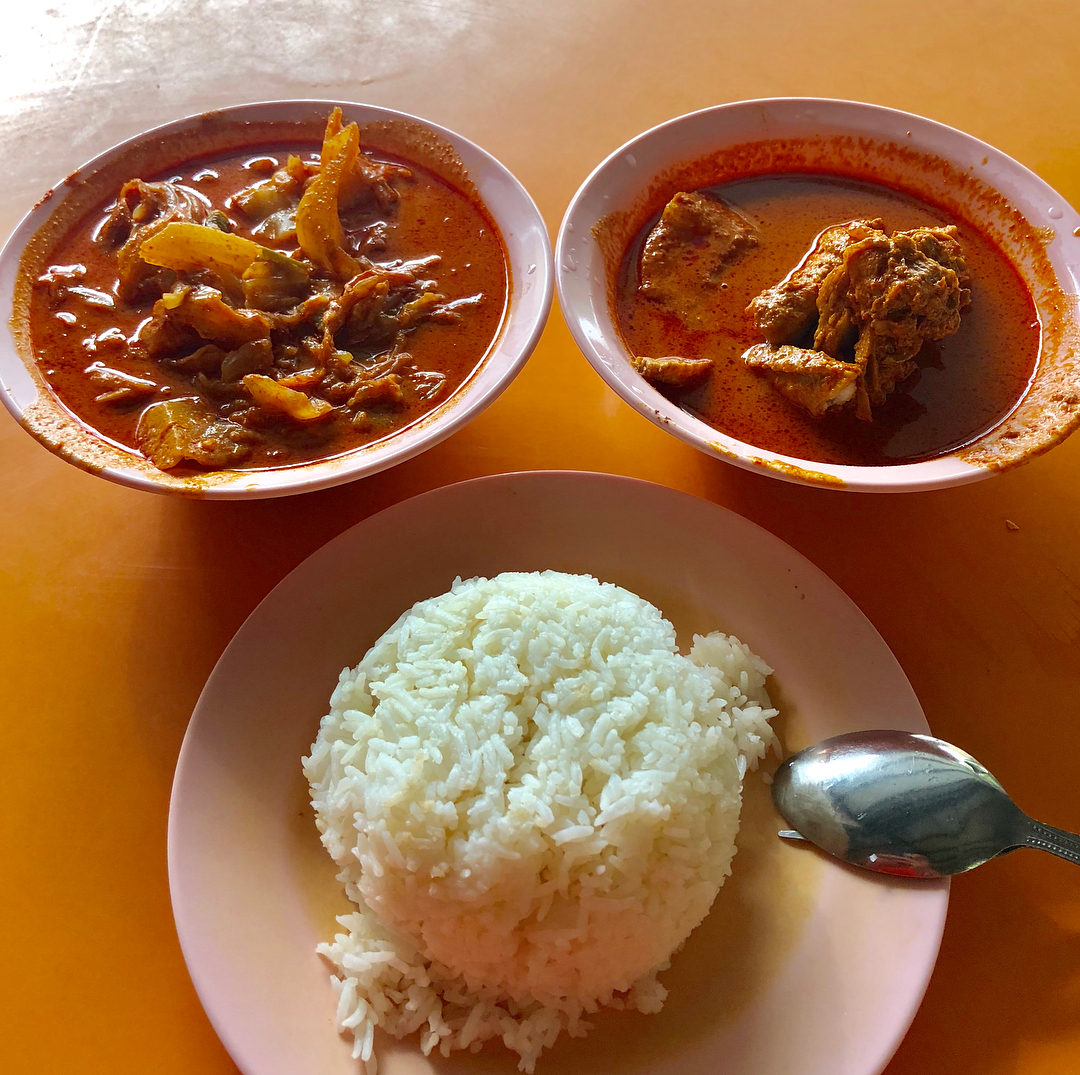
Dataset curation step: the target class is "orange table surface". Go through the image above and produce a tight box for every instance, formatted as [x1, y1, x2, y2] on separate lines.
[2, 2, 1079, 1073]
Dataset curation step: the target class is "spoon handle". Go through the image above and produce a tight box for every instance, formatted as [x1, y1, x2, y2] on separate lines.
[1021, 818, 1080, 866]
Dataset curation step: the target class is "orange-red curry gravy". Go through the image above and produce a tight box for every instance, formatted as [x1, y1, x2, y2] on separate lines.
[28, 143, 507, 471]
[616, 174, 1039, 466]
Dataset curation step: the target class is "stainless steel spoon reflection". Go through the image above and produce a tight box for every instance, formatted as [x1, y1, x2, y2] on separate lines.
[771, 730, 1080, 878]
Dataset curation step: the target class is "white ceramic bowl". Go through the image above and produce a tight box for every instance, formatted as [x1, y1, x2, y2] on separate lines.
[557, 98, 1080, 493]
[0, 100, 552, 498]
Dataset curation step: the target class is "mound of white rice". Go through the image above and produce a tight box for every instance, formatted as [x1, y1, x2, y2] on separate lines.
[303, 571, 777, 1073]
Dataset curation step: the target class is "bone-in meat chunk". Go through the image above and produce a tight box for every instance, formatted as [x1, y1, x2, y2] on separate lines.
[639, 192, 758, 328]
[845, 226, 971, 346]
[630, 354, 714, 387]
[742, 344, 860, 417]
[831, 225, 971, 409]
[747, 220, 971, 420]
[747, 219, 886, 345]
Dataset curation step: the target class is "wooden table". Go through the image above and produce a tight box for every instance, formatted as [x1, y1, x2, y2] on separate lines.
[2, 2, 1079, 1072]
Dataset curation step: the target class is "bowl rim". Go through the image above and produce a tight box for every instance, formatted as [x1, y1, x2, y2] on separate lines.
[555, 96, 1080, 493]
[0, 98, 553, 499]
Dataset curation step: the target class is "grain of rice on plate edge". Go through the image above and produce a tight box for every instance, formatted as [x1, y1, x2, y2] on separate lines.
[303, 571, 779, 1072]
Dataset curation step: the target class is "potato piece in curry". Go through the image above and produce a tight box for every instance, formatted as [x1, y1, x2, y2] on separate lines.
[27, 109, 507, 472]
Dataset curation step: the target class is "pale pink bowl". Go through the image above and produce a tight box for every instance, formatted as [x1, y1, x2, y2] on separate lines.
[557, 98, 1080, 493]
[0, 100, 552, 498]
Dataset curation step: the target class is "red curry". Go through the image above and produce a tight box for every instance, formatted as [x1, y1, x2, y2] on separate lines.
[27, 110, 507, 473]
[616, 173, 1039, 467]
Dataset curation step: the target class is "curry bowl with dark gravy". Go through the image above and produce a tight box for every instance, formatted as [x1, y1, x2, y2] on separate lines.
[557, 98, 1080, 492]
[0, 101, 552, 497]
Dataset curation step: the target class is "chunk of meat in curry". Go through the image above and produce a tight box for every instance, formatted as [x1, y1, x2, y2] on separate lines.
[638, 192, 758, 328]
[742, 344, 859, 417]
[744, 222, 971, 420]
[836, 227, 971, 409]
[629, 354, 713, 387]
[747, 218, 885, 346]
[101, 179, 209, 303]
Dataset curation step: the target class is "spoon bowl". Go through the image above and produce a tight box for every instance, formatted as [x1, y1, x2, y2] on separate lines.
[772, 730, 1080, 878]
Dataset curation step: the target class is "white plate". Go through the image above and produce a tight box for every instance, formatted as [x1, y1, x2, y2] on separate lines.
[168, 471, 948, 1075]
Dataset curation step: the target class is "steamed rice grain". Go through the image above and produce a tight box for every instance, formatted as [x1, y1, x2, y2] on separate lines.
[303, 571, 777, 1072]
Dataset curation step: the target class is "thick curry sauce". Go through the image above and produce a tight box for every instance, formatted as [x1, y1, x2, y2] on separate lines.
[27, 129, 507, 473]
[616, 174, 1040, 467]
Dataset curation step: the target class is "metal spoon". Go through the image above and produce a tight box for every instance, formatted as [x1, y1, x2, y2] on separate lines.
[771, 729, 1080, 878]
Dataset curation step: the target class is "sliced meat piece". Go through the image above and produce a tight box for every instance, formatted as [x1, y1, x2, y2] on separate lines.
[219, 339, 274, 382]
[135, 398, 253, 469]
[639, 192, 758, 328]
[267, 292, 333, 331]
[347, 374, 405, 408]
[742, 343, 860, 417]
[396, 291, 447, 329]
[629, 354, 713, 387]
[169, 344, 227, 374]
[318, 265, 449, 363]
[320, 270, 397, 361]
[341, 151, 412, 215]
[408, 369, 447, 402]
[748, 219, 886, 345]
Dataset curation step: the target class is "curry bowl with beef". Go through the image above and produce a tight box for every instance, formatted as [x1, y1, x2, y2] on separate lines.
[0, 100, 552, 497]
[556, 98, 1080, 492]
